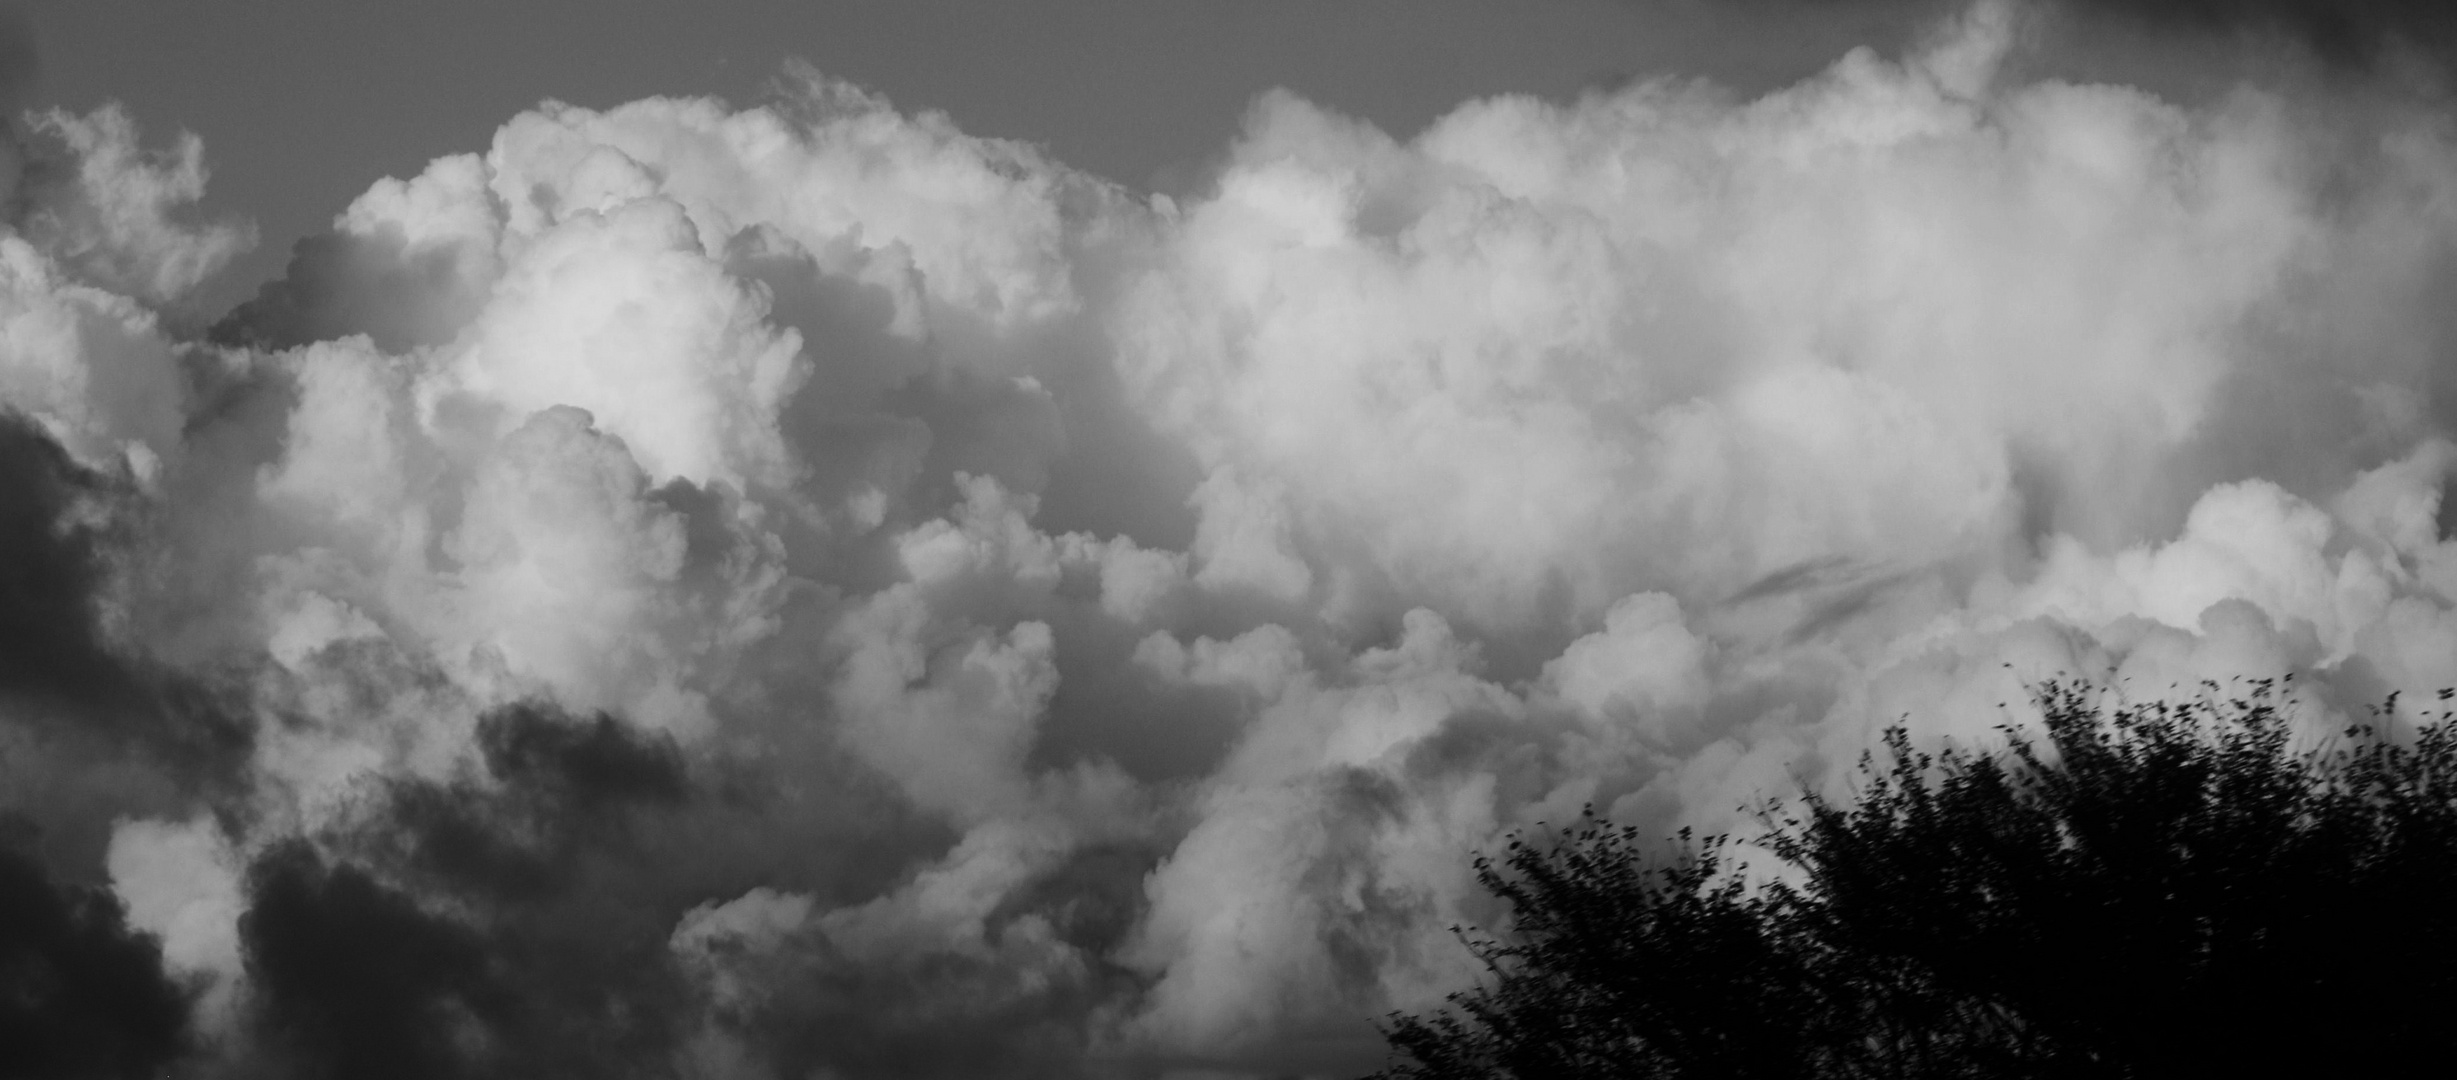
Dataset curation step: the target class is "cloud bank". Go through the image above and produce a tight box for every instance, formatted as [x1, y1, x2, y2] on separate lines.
[4, 2, 2457, 1076]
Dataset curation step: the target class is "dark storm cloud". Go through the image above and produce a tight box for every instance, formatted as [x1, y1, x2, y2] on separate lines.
[696, 843, 1174, 1080]
[0, 829, 191, 1080]
[0, 411, 253, 789]
[244, 700, 1158, 1080]
[240, 703, 694, 1080]
[720, 914, 1146, 1080]
[240, 842, 503, 1080]
[0, 415, 247, 936]
[0, 411, 134, 710]
[473, 702, 688, 811]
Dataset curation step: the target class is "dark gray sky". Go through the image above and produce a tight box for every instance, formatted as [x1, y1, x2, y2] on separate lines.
[9, 0, 1964, 312]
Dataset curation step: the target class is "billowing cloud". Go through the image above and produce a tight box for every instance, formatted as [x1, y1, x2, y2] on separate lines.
[10, 104, 253, 311]
[4, 2, 2457, 1077]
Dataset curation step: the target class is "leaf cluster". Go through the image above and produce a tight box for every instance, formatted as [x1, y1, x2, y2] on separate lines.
[1373, 680, 2457, 1079]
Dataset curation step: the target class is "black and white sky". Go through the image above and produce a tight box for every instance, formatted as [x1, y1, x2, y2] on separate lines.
[21, 0, 1989, 316]
[1, 1, 2455, 1077]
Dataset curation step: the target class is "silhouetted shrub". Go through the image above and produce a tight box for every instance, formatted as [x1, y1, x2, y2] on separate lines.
[1373, 679, 2457, 1079]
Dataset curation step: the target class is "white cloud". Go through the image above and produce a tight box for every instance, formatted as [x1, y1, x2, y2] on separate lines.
[0, 234, 182, 474]
[17, 105, 253, 307]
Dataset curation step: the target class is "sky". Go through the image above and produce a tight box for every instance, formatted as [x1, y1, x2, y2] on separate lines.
[1, 1, 2455, 1078]
[14, 0, 1965, 316]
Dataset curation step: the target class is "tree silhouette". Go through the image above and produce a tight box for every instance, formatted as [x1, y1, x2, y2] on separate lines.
[1373, 679, 2457, 1079]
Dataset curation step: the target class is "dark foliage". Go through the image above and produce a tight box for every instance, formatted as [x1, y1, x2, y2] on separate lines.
[0, 839, 192, 1080]
[1373, 679, 2457, 1079]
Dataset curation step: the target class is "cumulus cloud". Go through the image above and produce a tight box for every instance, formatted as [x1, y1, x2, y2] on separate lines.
[5, 2, 2457, 1076]
[9, 105, 254, 311]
